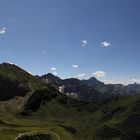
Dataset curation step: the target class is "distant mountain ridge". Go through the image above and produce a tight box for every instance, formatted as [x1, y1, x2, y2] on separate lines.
[39, 73, 140, 101]
[40, 73, 101, 102]
[0, 62, 140, 140]
[82, 76, 104, 87]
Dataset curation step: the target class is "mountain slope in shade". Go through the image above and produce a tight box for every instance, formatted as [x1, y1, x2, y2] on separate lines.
[0, 62, 60, 115]
[82, 76, 104, 87]
[0, 63, 48, 91]
[0, 63, 140, 140]
[40, 73, 140, 100]
[127, 83, 140, 94]
[0, 76, 30, 101]
[40, 73, 101, 102]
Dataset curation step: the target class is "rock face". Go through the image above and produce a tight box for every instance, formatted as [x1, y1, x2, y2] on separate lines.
[40, 73, 140, 101]
[40, 74, 101, 102]
[82, 77, 104, 87]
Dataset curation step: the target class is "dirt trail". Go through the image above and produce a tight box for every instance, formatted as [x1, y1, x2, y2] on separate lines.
[14, 130, 61, 140]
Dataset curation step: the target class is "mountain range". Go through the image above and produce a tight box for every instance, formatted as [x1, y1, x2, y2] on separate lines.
[0, 62, 140, 140]
[39, 73, 140, 101]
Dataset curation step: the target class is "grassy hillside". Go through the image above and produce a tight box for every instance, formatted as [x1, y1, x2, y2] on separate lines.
[0, 95, 140, 140]
[0, 63, 47, 91]
[0, 63, 140, 140]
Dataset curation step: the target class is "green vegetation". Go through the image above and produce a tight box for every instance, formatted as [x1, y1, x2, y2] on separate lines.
[0, 96, 140, 140]
[0, 63, 47, 90]
[15, 131, 59, 140]
[0, 63, 140, 140]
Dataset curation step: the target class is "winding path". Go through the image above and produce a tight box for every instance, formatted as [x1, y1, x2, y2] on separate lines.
[14, 130, 61, 140]
[47, 131, 61, 140]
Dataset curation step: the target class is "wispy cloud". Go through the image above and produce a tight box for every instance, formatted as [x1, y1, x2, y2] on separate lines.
[102, 79, 117, 84]
[0, 27, 6, 34]
[129, 79, 140, 84]
[102, 79, 140, 85]
[50, 67, 57, 75]
[50, 67, 56, 71]
[81, 40, 88, 47]
[92, 71, 106, 78]
[101, 41, 111, 47]
[53, 71, 58, 75]
[72, 64, 79, 68]
[77, 73, 85, 78]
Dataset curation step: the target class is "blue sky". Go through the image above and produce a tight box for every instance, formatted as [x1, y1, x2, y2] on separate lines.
[0, 0, 140, 84]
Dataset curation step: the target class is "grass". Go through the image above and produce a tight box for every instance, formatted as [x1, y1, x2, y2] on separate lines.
[0, 63, 47, 90]
[0, 63, 140, 140]
[0, 96, 140, 140]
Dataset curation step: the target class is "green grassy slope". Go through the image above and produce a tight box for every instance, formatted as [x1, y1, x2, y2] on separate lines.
[0, 63, 140, 140]
[0, 95, 140, 140]
[0, 63, 47, 90]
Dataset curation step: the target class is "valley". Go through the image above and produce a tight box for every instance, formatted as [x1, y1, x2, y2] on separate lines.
[0, 63, 140, 140]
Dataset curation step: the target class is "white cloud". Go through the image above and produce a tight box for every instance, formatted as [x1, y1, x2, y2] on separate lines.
[92, 71, 106, 78]
[72, 64, 79, 68]
[50, 67, 56, 71]
[101, 79, 140, 85]
[50, 67, 58, 75]
[0, 27, 6, 34]
[77, 73, 85, 78]
[101, 41, 111, 47]
[53, 71, 58, 75]
[81, 40, 88, 47]
[129, 79, 140, 84]
[102, 79, 117, 84]
[102, 79, 127, 85]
